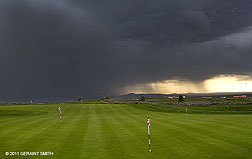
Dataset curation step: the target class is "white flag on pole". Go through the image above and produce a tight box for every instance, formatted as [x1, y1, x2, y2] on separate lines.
[147, 118, 150, 126]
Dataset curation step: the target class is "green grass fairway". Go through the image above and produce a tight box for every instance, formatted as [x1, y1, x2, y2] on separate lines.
[1, 103, 252, 159]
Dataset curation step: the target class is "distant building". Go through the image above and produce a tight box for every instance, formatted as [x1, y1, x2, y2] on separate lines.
[166, 95, 185, 99]
[234, 95, 247, 98]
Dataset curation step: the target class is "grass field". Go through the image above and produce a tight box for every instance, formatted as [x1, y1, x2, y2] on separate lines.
[1, 103, 252, 159]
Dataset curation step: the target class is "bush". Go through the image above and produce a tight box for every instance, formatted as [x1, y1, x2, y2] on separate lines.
[101, 96, 109, 100]
[179, 95, 184, 102]
[140, 96, 146, 101]
[77, 96, 83, 101]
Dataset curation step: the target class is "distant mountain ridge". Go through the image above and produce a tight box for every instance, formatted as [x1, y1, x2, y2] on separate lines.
[118, 92, 252, 98]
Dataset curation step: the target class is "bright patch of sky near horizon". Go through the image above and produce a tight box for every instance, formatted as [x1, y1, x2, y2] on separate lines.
[123, 75, 252, 94]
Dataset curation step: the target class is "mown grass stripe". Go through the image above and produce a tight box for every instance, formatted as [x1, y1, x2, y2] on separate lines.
[106, 105, 150, 157]
[57, 105, 89, 159]
[0, 105, 69, 138]
[0, 105, 52, 126]
[154, 114, 252, 151]
[81, 104, 109, 159]
[95, 104, 129, 158]
[0, 104, 80, 151]
[110, 104, 249, 158]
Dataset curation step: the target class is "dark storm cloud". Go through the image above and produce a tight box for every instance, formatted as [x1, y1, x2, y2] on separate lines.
[0, 0, 252, 101]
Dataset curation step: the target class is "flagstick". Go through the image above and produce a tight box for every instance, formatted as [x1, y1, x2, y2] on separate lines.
[148, 125, 152, 152]
[146, 118, 152, 153]
[60, 109, 61, 122]
[148, 124, 150, 135]
[58, 106, 62, 123]
[186, 106, 188, 118]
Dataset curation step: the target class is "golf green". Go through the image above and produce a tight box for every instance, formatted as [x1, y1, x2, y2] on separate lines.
[0, 103, 252, 159]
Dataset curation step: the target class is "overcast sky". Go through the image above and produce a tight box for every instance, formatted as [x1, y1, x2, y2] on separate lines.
[0, 0, 252, 101]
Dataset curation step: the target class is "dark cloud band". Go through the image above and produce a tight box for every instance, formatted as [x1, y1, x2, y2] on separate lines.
[0, 0, 252, 101]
